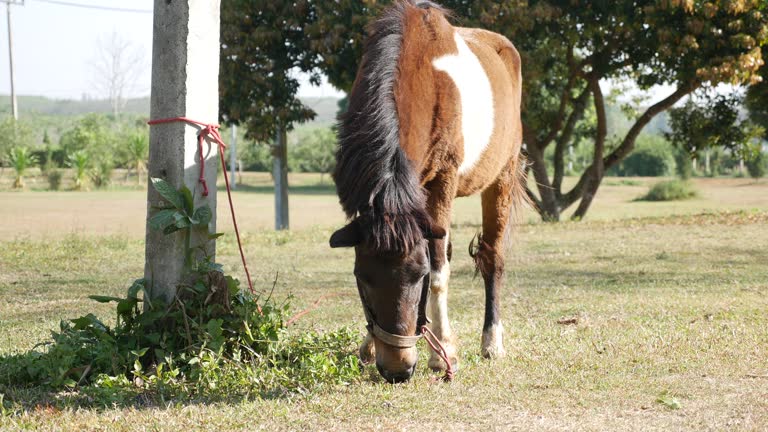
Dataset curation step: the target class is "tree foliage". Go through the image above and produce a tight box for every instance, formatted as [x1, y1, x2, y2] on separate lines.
[666, 92, 764, 163]
[220, 0, 321, 142]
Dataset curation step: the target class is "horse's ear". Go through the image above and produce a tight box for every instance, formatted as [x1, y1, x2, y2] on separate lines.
[424, 224, 446, 240]
[330, 221, 361, 248]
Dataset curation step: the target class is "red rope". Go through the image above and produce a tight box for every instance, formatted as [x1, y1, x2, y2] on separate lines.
[147, 117, 260, 313]
[421, 325, 455, 381]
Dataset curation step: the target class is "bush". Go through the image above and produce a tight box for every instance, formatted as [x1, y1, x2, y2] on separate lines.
[746, 150, 766, 180]
[90, 160, 114, 189]
[6, 146, 38, 189]
[47, 169, 63, 191]
[612, 135, 676, 177]
[674, 148, 693, 180]
[639, 179, 698, 201]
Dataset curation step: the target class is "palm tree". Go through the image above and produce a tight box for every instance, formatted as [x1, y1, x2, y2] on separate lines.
[7, 147, 38, 189]
[67, 150, 90, 190]
[126, 133, 149, 185]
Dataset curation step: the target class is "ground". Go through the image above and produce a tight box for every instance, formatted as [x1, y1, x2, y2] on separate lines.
[1, 172, 767, 431]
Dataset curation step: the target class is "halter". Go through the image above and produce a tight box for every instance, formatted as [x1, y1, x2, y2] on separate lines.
[357, 244, 432, 349]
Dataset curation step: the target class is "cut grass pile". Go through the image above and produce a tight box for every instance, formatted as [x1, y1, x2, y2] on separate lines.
[639, 179, 698, 202]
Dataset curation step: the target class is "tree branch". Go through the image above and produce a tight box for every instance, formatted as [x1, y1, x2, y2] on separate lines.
[553, 86, 591, 195]
[572, 77, 607, 220]
[604, 81, 698, 170]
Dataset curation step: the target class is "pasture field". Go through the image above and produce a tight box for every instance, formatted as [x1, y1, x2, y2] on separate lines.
[1, 173, 767, 431]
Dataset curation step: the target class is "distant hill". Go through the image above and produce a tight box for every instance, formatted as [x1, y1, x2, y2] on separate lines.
[0, 95, 342, 125]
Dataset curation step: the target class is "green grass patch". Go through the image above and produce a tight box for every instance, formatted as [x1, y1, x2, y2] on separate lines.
[638, 179, 698, 201]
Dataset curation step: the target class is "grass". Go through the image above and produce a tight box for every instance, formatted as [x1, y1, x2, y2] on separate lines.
[1, 174, 767, 430]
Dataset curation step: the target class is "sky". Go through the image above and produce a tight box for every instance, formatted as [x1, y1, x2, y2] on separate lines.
[0, 0, 344, 100]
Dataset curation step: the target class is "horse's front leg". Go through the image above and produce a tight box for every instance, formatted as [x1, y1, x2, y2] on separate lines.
[425, 175, 459, 371]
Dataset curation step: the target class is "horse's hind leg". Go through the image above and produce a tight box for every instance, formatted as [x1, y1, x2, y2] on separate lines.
[476, 159, 519, 358]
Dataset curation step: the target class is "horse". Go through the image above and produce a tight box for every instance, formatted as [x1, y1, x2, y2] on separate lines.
[330, 0, 526, 383]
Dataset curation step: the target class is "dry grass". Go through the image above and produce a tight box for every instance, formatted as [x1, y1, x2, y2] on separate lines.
[1, 174, 767, 431]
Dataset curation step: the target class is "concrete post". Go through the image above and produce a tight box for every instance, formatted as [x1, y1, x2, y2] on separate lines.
[273, 123, 290, 230]
[230, 124, 237, 190]
[144, 0, 221, 304]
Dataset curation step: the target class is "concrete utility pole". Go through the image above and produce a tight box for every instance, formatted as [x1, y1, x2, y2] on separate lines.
[273, 123, 289, 230]
[145, 0, 221, 304]
[230, 124, 237, 190]
[3, 0, 22, 121]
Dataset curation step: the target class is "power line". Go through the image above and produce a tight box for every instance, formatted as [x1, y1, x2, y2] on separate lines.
[30, 0, 151, 14]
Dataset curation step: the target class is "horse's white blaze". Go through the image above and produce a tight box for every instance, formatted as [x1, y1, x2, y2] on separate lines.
[433, 32, 495, 175]
[482, 322, 506, 358]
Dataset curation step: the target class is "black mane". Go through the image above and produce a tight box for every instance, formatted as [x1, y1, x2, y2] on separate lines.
[333, 1, 446, 253]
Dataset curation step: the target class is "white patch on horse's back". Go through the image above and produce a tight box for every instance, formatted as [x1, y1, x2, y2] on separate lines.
[432, 32, 495, 174]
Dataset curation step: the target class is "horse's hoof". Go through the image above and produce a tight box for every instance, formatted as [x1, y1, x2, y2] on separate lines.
[428, 343, 459, 372]
[481, 323, 506, 359]
[359, 337, 376, 365]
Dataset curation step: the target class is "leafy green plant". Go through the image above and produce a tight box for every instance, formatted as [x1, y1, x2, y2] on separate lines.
[125, 133, 148, 185]
[67, 150, 90, 190]
[7, 146, 38, 189]
[0, 178, 360, 405]
[639, 180, 698, 202]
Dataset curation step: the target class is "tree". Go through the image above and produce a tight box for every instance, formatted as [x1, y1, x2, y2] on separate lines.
[666, 92, 764, 175]
[746, 65, 768, 138]
[59, 114, 116, 169]
[308, 0, 768, 221]
[92, 32, 144, 118]
[288, 128, 337, 183]
[220, 0, 322, 230]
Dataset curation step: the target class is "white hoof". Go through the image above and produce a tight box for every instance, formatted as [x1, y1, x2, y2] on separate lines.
[481, 323, 506, 358]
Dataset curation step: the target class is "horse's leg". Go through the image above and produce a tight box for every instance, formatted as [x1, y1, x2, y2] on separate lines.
[476, 160, 518, 358]
[425, 176, 459, 371]
[359, 331, 375, 364]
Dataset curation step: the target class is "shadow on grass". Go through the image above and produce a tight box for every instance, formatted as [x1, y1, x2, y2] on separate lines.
[233, 183, 337, 195]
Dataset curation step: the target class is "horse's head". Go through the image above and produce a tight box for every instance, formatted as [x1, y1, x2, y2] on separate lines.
[330, 214, 445, 383]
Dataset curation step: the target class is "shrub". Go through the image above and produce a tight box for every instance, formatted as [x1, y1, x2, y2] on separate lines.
[90, 159, 114, 189]
[674, 148, 693, 180]
[6, 146, 38, 189]
[613, 135, 676, 177]
[746, 150, 766, 180]
[67, 150, 90, 190]
[47, 169, 63, 191]
[639, 179, 698, 201]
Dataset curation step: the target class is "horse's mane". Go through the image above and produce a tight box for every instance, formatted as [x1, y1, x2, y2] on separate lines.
[333, 0, 448, 253]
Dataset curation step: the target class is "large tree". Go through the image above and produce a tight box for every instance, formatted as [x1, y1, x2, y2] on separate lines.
[220, 0, 322, 230]
[746, 64, 768, 138]
[308, 0, 767, 221]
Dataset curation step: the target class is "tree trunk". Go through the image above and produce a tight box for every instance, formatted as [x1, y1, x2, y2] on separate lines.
[527, 145, 561, 221]
[273, 124, 290, 230]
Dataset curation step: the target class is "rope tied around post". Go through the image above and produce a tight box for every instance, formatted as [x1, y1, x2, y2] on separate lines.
[147, 117, 260, 313]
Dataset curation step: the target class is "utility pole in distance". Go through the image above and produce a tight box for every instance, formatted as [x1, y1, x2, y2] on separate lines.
[3, 0, 23, 121]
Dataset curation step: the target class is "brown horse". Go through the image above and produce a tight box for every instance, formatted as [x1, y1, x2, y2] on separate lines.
[330, 0, 526, 383]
